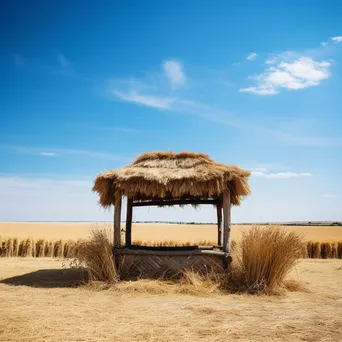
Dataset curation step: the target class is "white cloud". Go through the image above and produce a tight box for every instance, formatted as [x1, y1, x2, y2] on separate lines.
[240, 57, 331, 95]
[6, 145, 125, 161]
[321, 41, 328, 46]
[251, 170, 312, 179]
[247, 53, 258, 61]
[113, 90, 174, 109]
[57, 52, 70, 67]
[39, 152, 56, 157]
[322, 194, 338, 198]
[240, 87, 278, 95]
[162, 60, 186, 87]
[331, 36, 342, 43]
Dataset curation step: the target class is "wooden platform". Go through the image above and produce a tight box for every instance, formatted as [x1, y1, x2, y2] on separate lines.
[116, 247, 228, 279]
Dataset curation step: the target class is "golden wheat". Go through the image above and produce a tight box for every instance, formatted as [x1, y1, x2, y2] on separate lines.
[238, 226, 304, 292]
[0, 236, 341, 260]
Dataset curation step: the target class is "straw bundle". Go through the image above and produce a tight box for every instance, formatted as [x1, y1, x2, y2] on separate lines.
[313, 242, 321, 258]
[21, 238, 34, 257]
[93, 152, 251, 207]
[321, 243, 332, 259]
[54, 240, 64, 258]
[36, 239, 46, 257]
[13, 238, 20, 257]
[5, 238, 13, 257]
[46, 241, 55, 258]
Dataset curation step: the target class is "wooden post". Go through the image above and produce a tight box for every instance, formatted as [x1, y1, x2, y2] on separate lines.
[216, 202, 223, 246]
[114, 196, 122, 247]
[222, 191, 231, 255]
[125, 198, 133, 247]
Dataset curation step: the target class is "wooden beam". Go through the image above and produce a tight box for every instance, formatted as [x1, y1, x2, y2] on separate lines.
[113, 197, 122, 247]
[132, 198, 218, 207]
[217, 202, 223, 246]
[125, 198, 133, 247]
[222, 191, 231, 255]
[117, 248, 228, 257]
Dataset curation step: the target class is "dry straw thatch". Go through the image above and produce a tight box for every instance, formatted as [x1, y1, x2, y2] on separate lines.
[93, 151, 251, 206]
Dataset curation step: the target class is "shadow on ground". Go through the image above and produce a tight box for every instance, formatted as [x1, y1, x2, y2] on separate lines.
[0, 268, 86, 288]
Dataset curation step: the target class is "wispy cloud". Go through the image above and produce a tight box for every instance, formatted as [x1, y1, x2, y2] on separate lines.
[110, 60, 185, 109]
[57, 52, 71, 67]
[163, 60, 186, 88]
[108, 60, 239, 125]
[11, 51, 74, 77]
[240, 57, 331, 95]
[272, 131, 342, 147]
[322, 193, 338, 198]
[39, 152, 56, 157]
[113, 90, 175, 109]
[251, 169, 312, 179]
[107, 58, 338, 148]
[5, 145, 126, 161]
[331, 36, 342, 43]
[247, 53, 258, 61]
[74, 123, 158, 134]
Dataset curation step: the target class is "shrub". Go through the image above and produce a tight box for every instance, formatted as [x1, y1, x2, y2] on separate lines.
[237, 226, 304, 292]
[76, 228, 118, 283]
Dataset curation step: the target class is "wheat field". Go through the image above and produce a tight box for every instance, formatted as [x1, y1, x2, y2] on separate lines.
[0, 258, 341, 341]
[1, 222, 341, 242]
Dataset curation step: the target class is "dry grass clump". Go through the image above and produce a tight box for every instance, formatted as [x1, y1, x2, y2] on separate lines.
[225, 226, 305, 294]
[36, 239, 46, 257]
[21, 238, 34, 257]
[54, 240, 64, 258]
[305, 241, 342, 259]
[5, 238, 14, 257]
[76, 229, 118, 283]
[88, 270, 222, 297]
[338, 242, 342, 259]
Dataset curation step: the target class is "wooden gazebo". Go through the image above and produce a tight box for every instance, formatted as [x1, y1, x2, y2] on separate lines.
[93, 152, 251, 278]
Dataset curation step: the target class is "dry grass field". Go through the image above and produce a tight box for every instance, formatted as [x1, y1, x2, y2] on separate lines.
[1, 222, 341, 242]
[0, 258, 341, 341]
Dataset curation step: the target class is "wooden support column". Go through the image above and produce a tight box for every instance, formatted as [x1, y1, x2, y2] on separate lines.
[113, 196, 122, 247]
[216, 202, 223, 246]
[125, 198, 133, 247]
[222, 191, 231, 255]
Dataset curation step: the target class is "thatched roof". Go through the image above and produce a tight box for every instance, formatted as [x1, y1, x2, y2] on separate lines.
[93, 152, 251, 207]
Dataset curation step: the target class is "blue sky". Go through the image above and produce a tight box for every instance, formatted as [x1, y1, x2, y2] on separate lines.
[1, 0, 341, 223]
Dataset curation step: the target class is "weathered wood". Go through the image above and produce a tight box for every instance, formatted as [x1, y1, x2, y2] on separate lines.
[113, 197, 122, 247]
[118, 248, 228, 257]
[125, 198, 133, 247]
[217, 203, 223, 246]
[222, 191, 231, 255]
[132, 198, 218, 207]
[118, 252, 225, 279]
